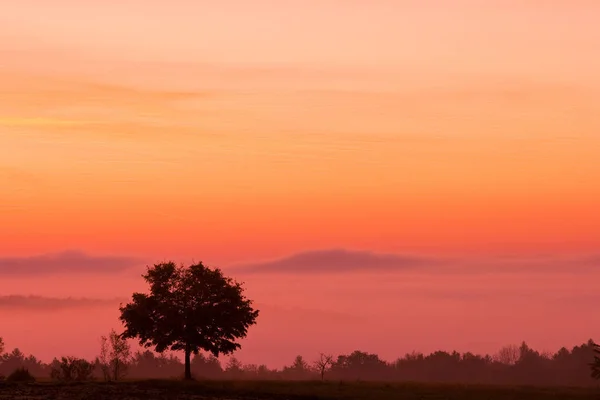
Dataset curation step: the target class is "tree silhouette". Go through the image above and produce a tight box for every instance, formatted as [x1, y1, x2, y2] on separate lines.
[96, 335, 111, 381]
[49, 357, 94, 382]
[494, 344, 520, 365]
[225, 357, 244, 379]
[0, 337, 4, 355]
[1, 338, 600, 385]
[314, 353, 334, 381]
[333, 350, 388, 380]
[119, 261, 259, 380]
[283, 355, 311, 380]
[590, 340, 600, 379]
[107, 329, 131, 381]
[95, 330, 131, 381]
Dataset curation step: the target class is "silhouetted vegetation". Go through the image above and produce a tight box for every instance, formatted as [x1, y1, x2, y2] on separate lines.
[49, 357, 94, 382]
[1, 262, 599, 399]
[1, 336, 599, 386]
[119, 261, 259, 380]
[6, 367, 35, 383]
[590, 340, 600, 379]
[314, 353, 334, 381]
[0, 348, 46, 377]
[96, 329, 132, 381]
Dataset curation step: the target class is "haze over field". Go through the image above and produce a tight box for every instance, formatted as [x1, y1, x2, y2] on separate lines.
[1, 0, 600, 367]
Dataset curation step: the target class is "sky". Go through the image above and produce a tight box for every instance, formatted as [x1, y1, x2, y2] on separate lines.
[1, 0, 600, 368]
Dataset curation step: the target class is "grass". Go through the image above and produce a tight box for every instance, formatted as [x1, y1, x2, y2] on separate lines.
[0, 379, 599, 399]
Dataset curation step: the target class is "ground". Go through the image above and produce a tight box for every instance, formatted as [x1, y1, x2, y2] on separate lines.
[0, 380, 598, 400]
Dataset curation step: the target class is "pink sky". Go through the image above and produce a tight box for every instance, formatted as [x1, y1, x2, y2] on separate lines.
[1, 0, 600, 368]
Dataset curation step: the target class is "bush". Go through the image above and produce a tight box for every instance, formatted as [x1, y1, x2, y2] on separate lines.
[50, 357, 95, 382]
[6, 367, 35, 383]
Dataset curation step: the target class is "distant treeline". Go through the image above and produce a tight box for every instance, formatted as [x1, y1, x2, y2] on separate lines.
[0, 339, 598, 386]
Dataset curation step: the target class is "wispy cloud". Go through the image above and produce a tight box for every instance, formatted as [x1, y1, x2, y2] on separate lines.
[0, 251, 144, 275]
[0, 295, 368, 320]
[0, 71, 211, 136]
[0, 295, 125, 311]
[231, 249, 600, 276]
[233, 249, 431, 274]
[0, 117, 93, 127]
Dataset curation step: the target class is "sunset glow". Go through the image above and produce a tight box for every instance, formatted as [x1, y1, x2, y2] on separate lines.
[1, 0, 600, 367]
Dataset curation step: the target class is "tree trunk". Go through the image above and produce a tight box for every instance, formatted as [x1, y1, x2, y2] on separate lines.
[113, 360, 119, 382]
[184, 344, 192, 380]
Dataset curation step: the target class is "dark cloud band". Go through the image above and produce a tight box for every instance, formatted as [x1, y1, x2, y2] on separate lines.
[233, 249, 430, 274]
[0, 251, 144, 275]
[0, 295, 125, 311]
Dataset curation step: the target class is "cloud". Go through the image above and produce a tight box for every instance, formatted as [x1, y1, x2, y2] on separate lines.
[233, 249, 430, 274]
[0, 295, 124, 311]
[0, 70, 212, 137]
[0, 296, 368, 321]
[446, 253, 600, 275]
[0, 251, 144, 275]
[0, 117, 92, 127]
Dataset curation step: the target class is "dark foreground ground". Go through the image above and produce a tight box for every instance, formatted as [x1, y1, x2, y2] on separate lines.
[0, 380, 599, 400]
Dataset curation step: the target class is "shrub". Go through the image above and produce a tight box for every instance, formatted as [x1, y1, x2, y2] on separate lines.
[50, 357, 95, 382]
[6, 367, 35, 383]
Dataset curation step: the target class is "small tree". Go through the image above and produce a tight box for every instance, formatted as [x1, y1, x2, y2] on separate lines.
[590, 340, 600, 379]
[494, 344, 520, 365]
[96, 335, 111, 381]
[96, 330, 131, 381]
[119, 261, 259, 380]
[108, 329, 131, 381]
[74, 359, 94, 381]
[50, 357, 94, 382]
[291, 355, 309, 371]
[283, 355, 311, 379]
[314, 353, 334, 381]
[225, 357, 244, 379]
[6, 367, 35, 383]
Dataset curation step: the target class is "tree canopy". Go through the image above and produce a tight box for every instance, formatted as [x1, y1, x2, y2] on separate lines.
[119, 261, 259, 379]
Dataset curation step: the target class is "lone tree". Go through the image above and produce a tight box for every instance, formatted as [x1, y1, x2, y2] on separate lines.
[314, 353, 334, 381]
[119, 261, 259, 380]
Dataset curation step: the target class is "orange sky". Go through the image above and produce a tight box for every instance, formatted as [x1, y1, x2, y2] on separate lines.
[1, 0, 600, 367]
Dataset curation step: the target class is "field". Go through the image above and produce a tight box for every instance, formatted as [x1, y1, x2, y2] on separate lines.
[0, 380, 599, 400]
